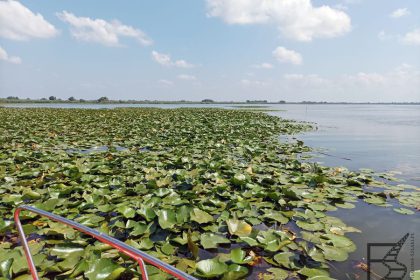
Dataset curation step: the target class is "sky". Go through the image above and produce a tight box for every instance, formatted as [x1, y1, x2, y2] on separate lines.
[0, 0, 419, 102]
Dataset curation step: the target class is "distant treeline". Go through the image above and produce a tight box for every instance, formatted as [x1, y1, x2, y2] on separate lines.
[1, 96, 419, 105]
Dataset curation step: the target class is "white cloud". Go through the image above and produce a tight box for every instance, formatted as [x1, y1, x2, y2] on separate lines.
[158, 79, 174, 87]
[0, 0, 57, 40]
[273, 47, 303, 65]
[206, 0, 351, 41]
[252, 63, 274, 69]
[282, 64, 420, 92]
[56, 11, 152, 47]
[0, 46, 22, 64]
[151, 51, 195, 68]
[241, 79, 268, 87]
[177, 74, 197, 81]
[401, 29, 420, 46]
[390, 8, 410, 19]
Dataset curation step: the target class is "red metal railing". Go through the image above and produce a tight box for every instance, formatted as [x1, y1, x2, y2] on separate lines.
[14, 205, 197, 280]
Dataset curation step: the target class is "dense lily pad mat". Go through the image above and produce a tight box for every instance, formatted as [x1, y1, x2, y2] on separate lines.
[0, 108, 419, 279]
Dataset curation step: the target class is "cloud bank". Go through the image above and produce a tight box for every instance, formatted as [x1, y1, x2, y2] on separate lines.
[206, 0, 351, 41]
[0, 0, 58, 40]
[57, 11, 152, 47]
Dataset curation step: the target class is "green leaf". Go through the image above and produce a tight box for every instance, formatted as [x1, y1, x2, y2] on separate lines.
[221, 264, 249, 280]
[266, 268, 288, 280]
[230, 248, 253, 264]
[190, 208, 213, 224]
[157, 209, 177, 229]
[412, 270, 420, 280]
[227, 219, 252, 237]
[321, 234, 356, 252]
[239, 236, 258, 246]
[298, 267, 329, 277]
[85, 259, 125, 280]
[200, 233, 230, 249]
[139, 238, 154, 250]
[319, 245, 348, 261]
[195, 258, 228, 278]
[296, 220, 323, 231]
[50, 244, 84, 258]
[364, 196, 387, 206]
[0, 258, 13, 278]
[273, 252, 295, 268]
[393, 208, 415, 215]
[307, 276, 336, 280]
[335, 202, 355, 209]
[161, 242, 176, 255]
[231, 173, 248, 186]
[264, 211, 289, 224]
[117, 205, 136, 218]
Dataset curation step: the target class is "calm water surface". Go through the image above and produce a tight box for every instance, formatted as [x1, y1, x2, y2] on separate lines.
[4, 103, 420, 279]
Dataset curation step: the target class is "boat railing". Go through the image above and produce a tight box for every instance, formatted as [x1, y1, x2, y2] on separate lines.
[14, 205, 197, 280]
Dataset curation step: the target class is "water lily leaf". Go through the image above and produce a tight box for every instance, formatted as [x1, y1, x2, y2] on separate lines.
[393, 208, 415, 215]
[161, 242, 176, 255]
[0, 219, 13, 233]
[296, 220, 323, 231]
[227, 219, 252, 237]
[157, 209, 177, 229]
[195, 258, 228, 278]
[139, 238, 154, 250]
[364, 196, 387, 206]
[221, 264, 249, 280]
[85, 259, 125, 280]
[298, 267, 329, 277]
[231, 173, 248, 186]
[176, 205, 191, 223]
[266, 268, 288, 280]
[319, 245, 348, 261]
[117, 205, 136, 218]
[190, 208, 213, 224]
[307, 276, 336, 280]
[0, 258, 13, 278]
[239, 236, 258, 247]
[230, 248, 254, 264]
[335, 202, 355, 209]
[50, 244, 84, 258]
[137, 207, 156, 221]
[273, 252, 295, 269]
[264, 212, 289, 224]
[200, 233, 230, 249]
[321, 234, 356, 252]
[69, 260, 89, 278]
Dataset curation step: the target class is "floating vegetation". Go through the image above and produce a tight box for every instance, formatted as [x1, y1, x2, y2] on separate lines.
[0, 108, 418, 279]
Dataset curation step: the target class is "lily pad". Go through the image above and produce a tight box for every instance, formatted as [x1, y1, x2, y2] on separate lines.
[85, 259, 125, 280]
[200, 233, 230, 249]
[393, 208, 415, 215]
[227, 219, 252, 237]
[190, 208, 214, 224]
[195, 258, 228, 278]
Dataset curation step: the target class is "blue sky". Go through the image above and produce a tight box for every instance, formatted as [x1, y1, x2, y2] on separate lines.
[0, 0, 419, 102]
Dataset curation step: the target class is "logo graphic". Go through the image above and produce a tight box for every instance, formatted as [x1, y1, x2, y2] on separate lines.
[367, 233, 409, 280]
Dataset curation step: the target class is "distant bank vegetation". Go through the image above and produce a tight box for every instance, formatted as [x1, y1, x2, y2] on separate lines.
[1, 96, 419, 105]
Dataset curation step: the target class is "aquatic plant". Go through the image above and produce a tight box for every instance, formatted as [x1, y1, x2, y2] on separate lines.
[0, 108, 418, 279]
